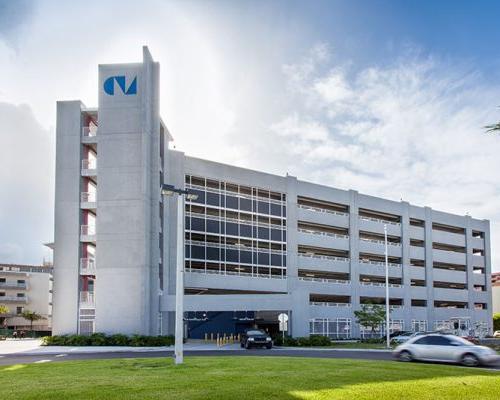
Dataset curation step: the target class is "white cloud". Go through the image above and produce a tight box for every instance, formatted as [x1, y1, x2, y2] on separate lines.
[0, 102, 54, 264]
[262, 45, 500, 270]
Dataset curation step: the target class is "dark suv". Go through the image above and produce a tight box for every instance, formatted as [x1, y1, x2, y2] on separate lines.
[240, 329, 273, 349]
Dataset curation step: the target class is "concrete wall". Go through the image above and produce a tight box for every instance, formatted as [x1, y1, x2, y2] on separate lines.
[94, 47, 159, 334]
[52, 101, 83, 335]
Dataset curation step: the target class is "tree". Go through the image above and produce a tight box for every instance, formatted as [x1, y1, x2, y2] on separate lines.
[354, 303, 387, 337]
[0, 305, 9, 327]
[494, 313, 500, 332]
[21, 310, 44, 334]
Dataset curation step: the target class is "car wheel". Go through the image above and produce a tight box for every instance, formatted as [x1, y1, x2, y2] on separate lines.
[461, 353, 479, 367]
[398, 350, 413, 362]
[266, 344, 272, 349]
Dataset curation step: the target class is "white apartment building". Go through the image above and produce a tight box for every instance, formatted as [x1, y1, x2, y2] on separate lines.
[52, 47, 493, 338]
[0, 263, 53, 332]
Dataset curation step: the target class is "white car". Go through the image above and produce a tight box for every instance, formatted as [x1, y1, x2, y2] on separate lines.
[493, 331, 500, 338]
[393, 334, 500, 367]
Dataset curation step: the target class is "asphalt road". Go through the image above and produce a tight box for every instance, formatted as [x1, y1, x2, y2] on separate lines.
[0, 348, 498, 370]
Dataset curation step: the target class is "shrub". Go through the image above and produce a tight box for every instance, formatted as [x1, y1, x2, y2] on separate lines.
[107, 334, 130, 346]
[89, 333, 107, 346]
[66, 335, 91, 346]
[42, 333, 174, 346]
[308, 335, 331, 346]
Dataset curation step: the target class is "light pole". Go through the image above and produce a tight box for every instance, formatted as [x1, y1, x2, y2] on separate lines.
[161, 184, 198, 365]
[384, 224, 390, 349]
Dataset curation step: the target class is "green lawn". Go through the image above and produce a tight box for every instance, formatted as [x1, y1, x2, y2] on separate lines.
[0, 356, 498, 400]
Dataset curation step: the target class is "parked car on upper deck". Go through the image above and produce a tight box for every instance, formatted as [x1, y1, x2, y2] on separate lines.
[393, 334, 499, 367]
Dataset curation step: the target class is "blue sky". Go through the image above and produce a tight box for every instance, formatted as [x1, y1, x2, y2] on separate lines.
[0, 0, 500, 270]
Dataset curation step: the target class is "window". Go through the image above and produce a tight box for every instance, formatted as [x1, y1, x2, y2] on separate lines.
[413, 336, 451, 345]
[427, 336, 452, 346]
[309, 318, 351, 339]
[16, 306, 23, 314]
[411, 320, 427, 332]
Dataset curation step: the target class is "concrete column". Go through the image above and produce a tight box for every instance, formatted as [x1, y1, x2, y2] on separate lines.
[483, 221, 493, 333]
[400, 201, 412, 331]
[286, 176, 308, 337]
[348, 190, 360, 338]
[464, 216, 475, 317]
[52, 101, 84, 335]
[424, 207, 434, 329]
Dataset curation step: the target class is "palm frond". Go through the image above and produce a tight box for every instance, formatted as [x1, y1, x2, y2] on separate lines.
[484, 123, 500, 133]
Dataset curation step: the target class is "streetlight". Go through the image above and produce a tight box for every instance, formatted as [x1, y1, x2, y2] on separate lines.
[161, 183, 198, 364]
[383, 224, 390, 349]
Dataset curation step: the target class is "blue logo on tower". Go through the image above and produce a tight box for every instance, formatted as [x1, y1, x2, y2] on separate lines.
[103, 76, 137, 95]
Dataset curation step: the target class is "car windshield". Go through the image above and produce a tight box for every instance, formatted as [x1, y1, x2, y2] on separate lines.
[246, 330, 266, 335]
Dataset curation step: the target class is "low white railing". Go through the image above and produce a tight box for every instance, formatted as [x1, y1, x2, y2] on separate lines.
[185, 184, 285, 206]
[79, 291, 95, 307]
[359, 281, 402, 288]
[310, 302, 351, 308]
[81, 192, 97, 203]
[82, 159, 97, 170]
[80, 258, 96, 275]
[185, 211, 284, 229]
[298, 253, 350, 263]
[298, 228, 349, 240]
[80, 225, 96, 236]
[82, 127, 97, 137]
[359, 259, 401, 268]
[0, 295, 28, 302]
[297, 204, 348, 217]
[298, 276, 350, 285]
[360, 237, 401, 246]
[0, 282, 27, 289]
[186, 239, 285, 255]
[358, 215, 401, 226]
[187, 268, 286, 280]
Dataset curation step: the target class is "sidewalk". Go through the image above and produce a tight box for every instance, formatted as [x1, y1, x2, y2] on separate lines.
[0, 339, 242, 356]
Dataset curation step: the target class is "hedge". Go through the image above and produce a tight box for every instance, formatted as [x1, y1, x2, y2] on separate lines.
[273, 335, 331, 347]
[42, 333, 175, 347]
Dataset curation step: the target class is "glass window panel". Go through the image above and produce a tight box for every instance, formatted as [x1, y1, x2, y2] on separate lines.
[258, 252, 269, 265]
[226, 223, 238, 236]
[206, 247, 220, 261]
[271, 229, 282, 241]
[240, 224, 252, 238]
[270, 203, 281, 216]
[271, 254, 282, 266]
[206, 192, 220, 206]
[240, 251, 252, 264]
[226, 196, 238, 210]
[258, 227, 269, 240]
[185, 245, 190, 258]
[226, 249, 239, 263]
[191, 218, 205, 232]
[240, 198, 252, 211]
[258, 201, 270, 214]
[191, 246, 205, 259]
[207, 220, 220, 234]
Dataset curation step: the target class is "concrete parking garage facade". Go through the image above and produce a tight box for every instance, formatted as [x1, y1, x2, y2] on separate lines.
[52, 47, 493, 339]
